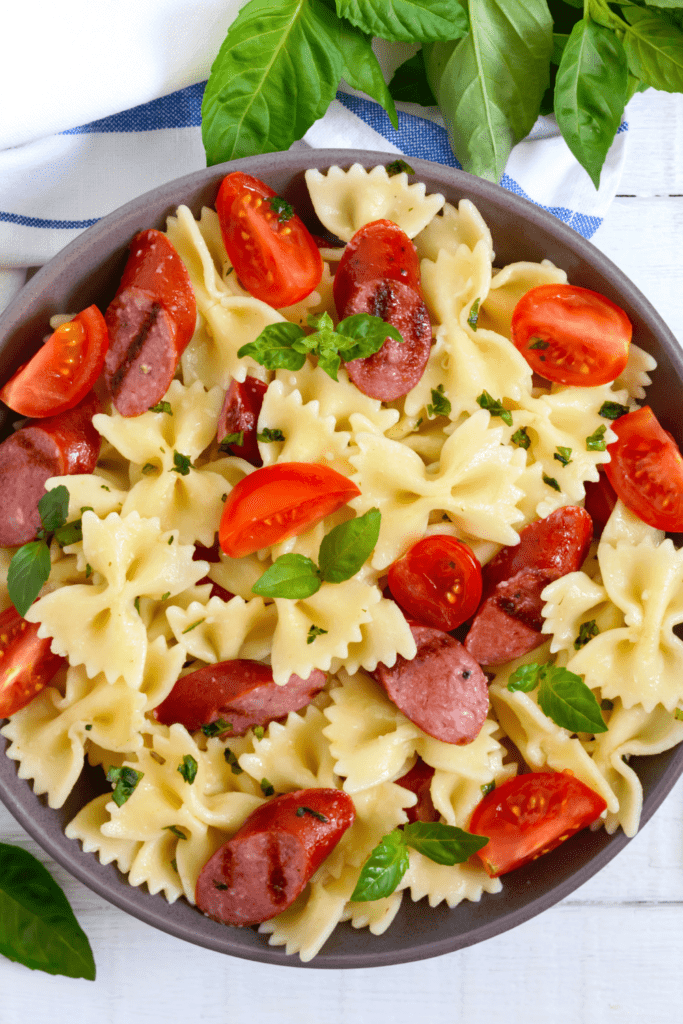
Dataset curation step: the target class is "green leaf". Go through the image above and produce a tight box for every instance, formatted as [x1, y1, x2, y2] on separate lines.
[574, 619, 600, 649]
[202, 0, 346, 165]
[388, 51, 438, 105]
[599, 400, 630, 420]
[224, 747, 243, 772]
[427, 384, 451, 418]
[261, 777, 275, 796]
[538, 666, 608, 734]
[554, 18, 629, 189]
[257, 428, 285, 443]
[385, 159, 416, 176]
[106, 766, 144, 807]
[511, 426, 531, 450]
[476, 390, 513, 426]
[238, 321, 307, 371]
[336, 0, 469, 42]
[307, 624, 329, 643]
[507, 662, 544, 692]
[403, 821, 489, 864]
[623, 5, 683, 90]
[8, 540, 52, 617]
[554, 446, 573, 466]
[164, 825, 188, 840]
[318, 508, 381, 583]
[543, 473, 561, 491]
[252, 553, 322, 599]
[268, 196, 294, 222]
[335, 313, 404, 362]
[171, 451, 193, 476]
[0, 843, 95, 980]
[467, 298, 480, 331]
[178, 755, 198, 784]
[350, 830, 410, 902]
[334, 18, 398, 128]
[38, 485, 69, 533]
[149, 401, 173, 414]
[53, 519, 83, 547]
[424, 0, 553, 182]
[203, 717, 233, 738]
[586, 424, 607, 451]
[220, 432, 245, 451]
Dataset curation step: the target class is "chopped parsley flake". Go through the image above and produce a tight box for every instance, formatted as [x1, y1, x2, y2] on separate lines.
[511, 427, 531, 450]
[477, 390, 512, 426]
[467, 298, 480, 331]
[385, 159, 415, 177]
[599, 401, 630, 420]
[586, 425, 607, 451]
[543, 473, 561, 491]
[427, 384, 451, 418]
[260, 778, 275, 797]
[202, 717, 232, 738]
[574, 620, 599, 649]
[224, 748, 243, 774]
[268, 196, 294, 222]
[295, 806, 329, 822]
[106, 766, 143, 807]
[178, 755, 198, 784]
[307, 624, 328, 644]
[149, 401, 173, 414]
[171, 451, 193, 476]
[182, 618, 204, 634]
[554, 446, 573, 467]
[257, 427, 285, 443]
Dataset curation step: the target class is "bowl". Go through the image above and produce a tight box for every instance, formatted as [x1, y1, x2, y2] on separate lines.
[1, 149, 683, 969]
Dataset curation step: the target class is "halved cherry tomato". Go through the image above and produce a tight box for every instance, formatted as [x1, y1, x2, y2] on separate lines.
[216, 173, 323, 307]
[603, 405, 683, 531]
[217, 376, 268, 467]
[219, 462, 361, 558]
[0, 305, 108, 418]
[333, 219, 422, 317]
[0, 606, 67, 718]
[469, 771, 607, 877]
[387, 535, 483, 631]
[510, 284, 631, 386]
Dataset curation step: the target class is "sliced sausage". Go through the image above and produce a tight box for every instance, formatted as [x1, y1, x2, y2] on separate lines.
[153, 660, 326, 736]
[481, 505, 593, 591]
[333, 219, 422, 316]
[217, 376, 268, 467]
[0, 392, 102, 547]
[396, 757, 438, 824]
[116, 229, 196, 347]
[372, 623, 489, 745]
[195, 788, 355, 926]
[341, 278, 432, 401]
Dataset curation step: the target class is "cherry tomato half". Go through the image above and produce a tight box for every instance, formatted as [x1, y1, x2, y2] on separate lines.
[469, 771, 607, 877]
[216, 172, 323, 308]
[333, 219, 422, 317]
[0, 305, 108, 418]
[387, 535, 483, 631]
[219, 462, 361, 559]
[510, 284, 631, 386]
[603, 405, 683, 532]
[0, 606, 67, 718]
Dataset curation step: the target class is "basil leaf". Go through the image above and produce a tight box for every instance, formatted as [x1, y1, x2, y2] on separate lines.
[543, 473, 561, 491]
[336, 0, 469, 42]
[8, 540, 51, 617]
[106, 766, 144, 806]
[252, 553, 322, 599]
[0, 843, 95, 980]
[268, 196, 294, 222]
[307, 624, 328, 643]
[599, 400, 630, 420]
[554, 446, 572, 466]
[538, 666, 608, 734]
[202, 0, 346, 165]
[178, 755, 198, 784]
[318, 508, 381, 583]
[54, 518, 83, 547]
[623, 6, 683, 92]
[586, 425, 607, 451]
[507, 662, 543, 692]
[257, 428, 285, 443]
[476, 390, 512, 426]
[238, 321, 307, 371]
[336, 313, 403, 362]
[388, 50, 438, 105]
[427, 384, 451, 418]
[424, 0, 553, 182]
[335, 17, 398, 128]
[511, 426, 531, 450]
[149, 401, 173, 414]
[555, 18, 628, 189]
[171, 451, 193, 476]
[574, 619, 599, 649]
[403, 822, 489, 864]
[224, 748, 243, 772]
[350, 830, 410, 902]
[38, 485, 70, 533]
[386, 159, 416, 177]
[467, 298, 480, 331]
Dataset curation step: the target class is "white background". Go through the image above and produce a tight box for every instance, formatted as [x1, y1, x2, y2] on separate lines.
[1, 90, 683, 1022]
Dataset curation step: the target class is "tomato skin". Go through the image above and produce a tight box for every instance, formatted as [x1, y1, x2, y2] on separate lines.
[511, 284, 631, 386]
[219, 462, 361, 559]
[396, 757, 439, 824]
[387, 535, 483, 631]
[603, 405, 683, 531]
[333, 219, 422, 316]
[0, 606, 67, 718]
[216, 173, 323, 307]
[217, 376, 268, 467]
[0, 305, 108, 418]
[583, 469, 618, 537]
[469, 771, 607, 877]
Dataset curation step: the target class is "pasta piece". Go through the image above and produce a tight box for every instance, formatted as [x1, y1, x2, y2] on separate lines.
[256, 381, 352, 468]
[400, 850, 502, 909]
[614, 342, 656, 402]
[275, 362, 399, 436]
[413, 199, 493, 263]
[238, 705, 337, 793]
[166, 595, 277, 665]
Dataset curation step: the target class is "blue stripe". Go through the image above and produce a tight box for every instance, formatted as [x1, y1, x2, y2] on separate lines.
[0, 210, 100, 230]
[63, 81, 205, 135]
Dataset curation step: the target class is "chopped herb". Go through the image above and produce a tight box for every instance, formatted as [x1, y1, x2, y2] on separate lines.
[554, 446, 573, 467]
[80, 506, 94, 514]
[161, 591, 171, 601]
[260, 778, 275, 797]
[149, 401, 172, 414]
[467, 298, 480, 331]
[427, 384, 451, 418]
[601, 699, 614, 711]
[171, 858, 178, 873]
[85, 563, 93, 579]
[171, 451, 193, 475]
[476, 390, 512, 426]
[599, 401, 630, 420]
[675, 708, 683, 722]
[574, 620, 599, 650]
[586, 425, 607, 451]
[141, 463, 157, 475]
[511, 427, 531, 450]
[221, 493, 228, 503]
[164, 825, 187, 840]
[385, 159, 414, 177]
[182, 618, 204, 634]
[84, 724, 93, 731]
[202, 717, 232, 738]
[223, 748, 243, 774]
[54, 519, 83, 547]
[307, 624, 328, 644]
[106, 766, 143, 807]
[528, 337, 549, 350]
[101, 485, 110, 492]
[178, 755, 198, 784]
[543, 473, 561, 492]
[413, 417, 423, 430]
[253, 726, 265, 740]
[295, 806, 329, 822]
[257, 427, 285, 443]
[214, 882, 229, 891]
[134, 597, 141, 615]
[168, 536, 174, 545]
[219, 431, 244, 451]
[269, 195, 294, 221]
[480, 781, 495, 797]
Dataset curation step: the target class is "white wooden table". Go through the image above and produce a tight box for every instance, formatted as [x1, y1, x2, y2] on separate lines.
[1, 90, 683, 1024]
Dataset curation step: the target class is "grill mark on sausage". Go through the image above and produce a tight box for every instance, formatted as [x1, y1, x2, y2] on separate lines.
[109, 301, 163, 399]
[266, 834, 288, 905]
[11, 430, 57, 472]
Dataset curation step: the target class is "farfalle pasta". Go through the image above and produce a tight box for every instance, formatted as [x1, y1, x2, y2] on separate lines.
[0, 162, 680, 963]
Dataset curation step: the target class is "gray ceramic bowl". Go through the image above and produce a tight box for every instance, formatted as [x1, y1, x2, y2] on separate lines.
[1, 150, 683, 969]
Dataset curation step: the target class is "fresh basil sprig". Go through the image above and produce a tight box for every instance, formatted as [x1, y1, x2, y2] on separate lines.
[351, 823, 489, 902]
[507, 662, 608, 734]
[238, 312, 403, 382]
[252, 508, 381, 599]
[0, 842, 96, 979]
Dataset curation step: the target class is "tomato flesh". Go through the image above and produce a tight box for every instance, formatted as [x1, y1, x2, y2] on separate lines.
[469, 771, 607, 877]
[219, 462, 361, 559]
[216, 172, 323, 307]
[0, 305, 108, 418]
[387, 535, 483, 631]
[0, 606, 67, 717]
[511, 284, 631, 386]
[603, 405, 683, 532]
